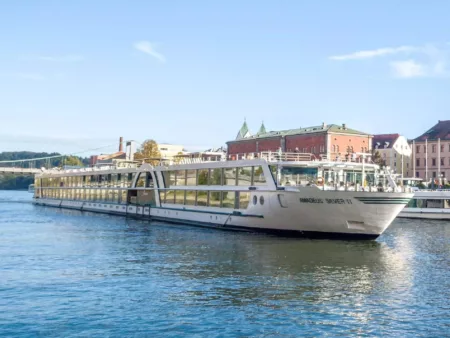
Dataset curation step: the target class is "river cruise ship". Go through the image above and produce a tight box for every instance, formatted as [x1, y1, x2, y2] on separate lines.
[32, 152, 413, 240]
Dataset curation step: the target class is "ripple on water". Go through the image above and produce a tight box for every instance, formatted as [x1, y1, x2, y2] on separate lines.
[0, 191, 449, 337]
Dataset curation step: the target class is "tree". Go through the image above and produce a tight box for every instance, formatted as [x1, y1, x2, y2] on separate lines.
[372, 150, 386, 167]
[134, 139, 161, 166]
[63, 156, 84, 167]
[173, 151, 184, 164]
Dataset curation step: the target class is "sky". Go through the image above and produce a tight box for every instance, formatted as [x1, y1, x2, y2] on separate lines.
[1, 1, 450, 156]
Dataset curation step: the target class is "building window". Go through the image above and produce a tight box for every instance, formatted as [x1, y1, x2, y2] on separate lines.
[441, 158, 445, 166]
[394, 162, 397, 167]
[336, 145, 339, 152]
[416, 145, 420, 153]
[442, 172, 446, 178]
[432, 144, 436, 153]
[441, 144, 445, 152]
[332, 145, 336, 152]
[432, 172, 436, 178]
[432, 158, 436, 166]
[416, 171, 419, 177]
[423, 145, 426, 152]
[407, 163, 409, 168]
[394, 153, 397, 158]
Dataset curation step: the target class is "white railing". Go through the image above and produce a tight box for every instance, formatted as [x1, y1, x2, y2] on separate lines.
[0, 167, 42, 174]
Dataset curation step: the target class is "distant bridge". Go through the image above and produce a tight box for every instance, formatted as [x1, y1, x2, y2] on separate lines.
[0, 167, 43, 175]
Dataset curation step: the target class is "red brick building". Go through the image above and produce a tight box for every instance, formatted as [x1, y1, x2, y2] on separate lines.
[227, 121, 373, 160]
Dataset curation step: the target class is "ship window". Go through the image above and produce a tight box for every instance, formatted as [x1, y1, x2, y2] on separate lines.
[136, 173, 146, 187]
[175, 190, 185, 204]
[253, 166, 266, 185]
[197, 169, 209, 185]
[175, 170, 186, 186]
[165, 190, 175, 204]
[186, 170, 197, 186]
[121, 190, 127, 204]
[238, 192, 251, 209]
[196, 191, 208, 206]
[163, 171, 176, 187]
[260, 196, 265, 205]
[111, 174, 118, 187]
[209, 168, 223, 185]
[222, 191, 235, 208]
[238, 167, 253, 186]
[224, 168, 237, 186]
[209, 191, 221, 207]
[185, 190, 196, 205]
[253, 195, 258, 205]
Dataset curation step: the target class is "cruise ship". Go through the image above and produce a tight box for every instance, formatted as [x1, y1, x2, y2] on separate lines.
[32, 152, 413, 240]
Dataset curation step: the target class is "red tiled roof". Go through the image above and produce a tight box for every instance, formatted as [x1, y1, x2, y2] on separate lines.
[372, 134, 400, 149]
[414, 120, 450, 141]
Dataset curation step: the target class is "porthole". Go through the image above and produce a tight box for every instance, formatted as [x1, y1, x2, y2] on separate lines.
[260, 196, 265, 205]
[253, 196, 258, 205]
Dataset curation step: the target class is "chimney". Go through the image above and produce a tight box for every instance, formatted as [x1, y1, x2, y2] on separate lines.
[342, 123, 346, 130]
[322, 122, 327, 129]
[119, 137, 123, 152]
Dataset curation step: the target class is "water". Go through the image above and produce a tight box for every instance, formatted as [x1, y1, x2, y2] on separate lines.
[0, 191, 449, 337]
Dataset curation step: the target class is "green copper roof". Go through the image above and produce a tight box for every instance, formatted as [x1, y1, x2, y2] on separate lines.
[229, 124, 369, 143]
[236, 120, 250, 139]
[258, 122, 267, 134]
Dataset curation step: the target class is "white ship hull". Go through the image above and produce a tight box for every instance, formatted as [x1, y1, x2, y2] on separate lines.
[34, 188, 411, 239]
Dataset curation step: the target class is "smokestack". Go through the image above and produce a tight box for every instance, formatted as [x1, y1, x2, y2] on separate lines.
[119, 137, 123, 152]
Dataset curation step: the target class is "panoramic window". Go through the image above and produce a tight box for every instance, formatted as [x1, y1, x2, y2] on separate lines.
[136, 173, 146, 187]
[238, 167, 252, 186]
[197, 191, 208, 206]
[185, 190, 196, 205]
[175, 190, 185, 205]
[209, 168, 223, 185]
[239, 192, 250, 209]
[175, 170, 186, 186]
[222, 191, 235, 208]
[186, 169, 197, 186]
[253, 166, 266, 185]
[209, 191, 221, 207]
[224, 168, 237, 186]
[197, 169, 209, 186]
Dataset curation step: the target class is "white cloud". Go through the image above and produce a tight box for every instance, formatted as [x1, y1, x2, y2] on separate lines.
[329, 43, 450, 79]
[390, 60, 425, 78]
[133, 41, 166, 63]
[329, 46, 416, 61]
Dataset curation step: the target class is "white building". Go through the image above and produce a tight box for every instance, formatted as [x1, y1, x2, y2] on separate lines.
[158, 144, 185, 159]
[372, 134, 412, 177]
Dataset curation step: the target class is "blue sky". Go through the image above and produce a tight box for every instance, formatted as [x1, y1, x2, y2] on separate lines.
[1, 1, 450, 155]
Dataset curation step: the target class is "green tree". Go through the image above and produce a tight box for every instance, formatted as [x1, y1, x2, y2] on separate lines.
[63, 156, 84, 167]
[134, 139, 161, 166]
[372, 150, 386, 167]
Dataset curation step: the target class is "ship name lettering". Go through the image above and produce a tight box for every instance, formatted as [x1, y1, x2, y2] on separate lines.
[299, 198, 324, 204]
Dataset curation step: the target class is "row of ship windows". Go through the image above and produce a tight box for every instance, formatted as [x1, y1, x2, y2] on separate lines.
[163, 166, 267, 187]
[160, 190, 252, 209]
[36, 188, 256, 210]
[38, 188, 128, 204]
[37, 173, 137, 188]
[36, 166, 269, 189]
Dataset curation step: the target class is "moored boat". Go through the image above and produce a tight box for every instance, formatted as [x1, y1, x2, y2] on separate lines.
[32, 152, 413, 239]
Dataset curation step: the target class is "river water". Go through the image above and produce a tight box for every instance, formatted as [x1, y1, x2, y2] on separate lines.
[0, 191, 449, 337]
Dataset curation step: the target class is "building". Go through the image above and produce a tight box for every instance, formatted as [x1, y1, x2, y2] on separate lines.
[90, 137, 135, 166]
[412, 120, 450, 182]
[372, 134, 412, 177]
[178, 146, 226, 162]
[227, 121, 373, 160]
[158, 144, 185, 159]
